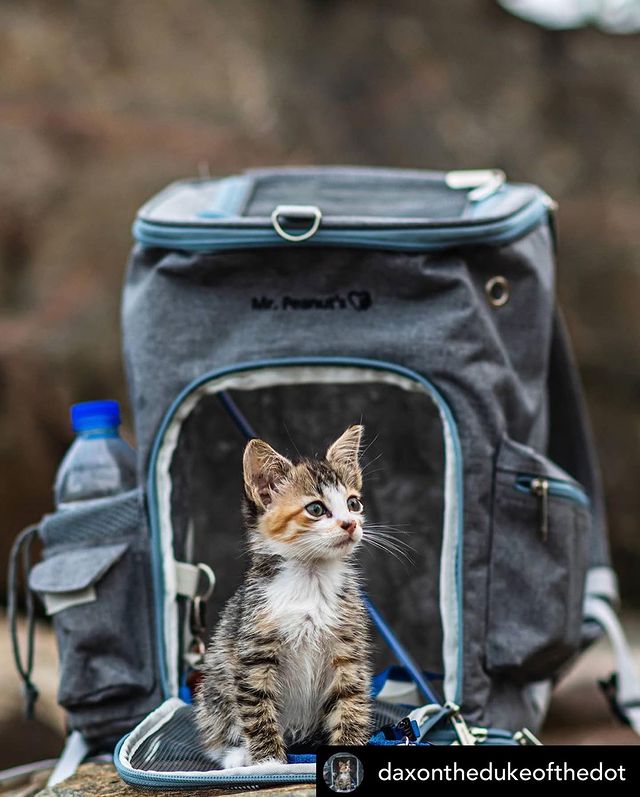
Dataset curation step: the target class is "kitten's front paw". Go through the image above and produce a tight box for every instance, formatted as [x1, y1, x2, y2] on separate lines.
[221, 746, 250, 769]
[253, 755, 289, 767]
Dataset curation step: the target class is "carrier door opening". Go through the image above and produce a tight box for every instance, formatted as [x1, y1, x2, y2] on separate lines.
[155, 363, 462, 704]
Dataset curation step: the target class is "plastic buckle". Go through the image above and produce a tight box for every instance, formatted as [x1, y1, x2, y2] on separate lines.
[378, 717, 421, 743]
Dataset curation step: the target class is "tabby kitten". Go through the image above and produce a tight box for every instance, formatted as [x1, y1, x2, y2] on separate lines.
[335, 759, 354, 792]
[194, 425, 372, 768]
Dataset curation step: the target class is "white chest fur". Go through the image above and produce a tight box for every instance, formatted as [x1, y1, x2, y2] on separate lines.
[265, 560, 344, 644]
[264, 561, 346, 741]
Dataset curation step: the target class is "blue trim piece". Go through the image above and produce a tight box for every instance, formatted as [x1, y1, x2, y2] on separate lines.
[514, 474, 590, 508]
[133, 194, 549, 253]
[451, 388, 465, 705]
[146, 357, 465, 707]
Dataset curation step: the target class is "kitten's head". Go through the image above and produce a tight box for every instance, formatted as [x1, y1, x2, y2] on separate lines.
[242, 425, 365, 562]
[339, 761, 352, 773]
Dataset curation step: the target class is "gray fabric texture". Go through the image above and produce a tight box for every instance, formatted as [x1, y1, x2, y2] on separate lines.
[29, 541, 128, 593]
[34, 488, 161, 740]
[40, 489, 145, 547]
[121, 167, 610, 733]
[487, 435, 589, 680]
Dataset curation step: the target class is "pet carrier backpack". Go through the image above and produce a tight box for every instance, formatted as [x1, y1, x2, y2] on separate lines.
[9, 166, 640, 789]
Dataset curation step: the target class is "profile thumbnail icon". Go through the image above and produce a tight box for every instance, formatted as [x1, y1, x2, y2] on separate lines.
[323, 753, 364, 793]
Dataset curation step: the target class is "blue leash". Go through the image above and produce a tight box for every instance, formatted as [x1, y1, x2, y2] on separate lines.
[217, 390, 441, 707]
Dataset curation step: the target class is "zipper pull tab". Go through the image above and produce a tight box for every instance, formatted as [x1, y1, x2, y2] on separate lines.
[531, 478, 549, 541]
[514, 728, 543, 746]
[445, 701, 478, 746]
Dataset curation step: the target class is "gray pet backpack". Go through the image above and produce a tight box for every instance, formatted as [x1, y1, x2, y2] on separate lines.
[10, 167, 640, 789]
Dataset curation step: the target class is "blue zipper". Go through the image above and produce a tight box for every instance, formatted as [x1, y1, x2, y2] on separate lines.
[514, 474, 590, 508]
[133, 193, 550, 252]
[113, 737, 314, 788]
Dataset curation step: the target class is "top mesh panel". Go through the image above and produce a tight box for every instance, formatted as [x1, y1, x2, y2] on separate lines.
[243, 174, 468, 218]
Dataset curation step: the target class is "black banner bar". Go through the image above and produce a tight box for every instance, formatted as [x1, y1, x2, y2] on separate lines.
[317, 745, 640, 794]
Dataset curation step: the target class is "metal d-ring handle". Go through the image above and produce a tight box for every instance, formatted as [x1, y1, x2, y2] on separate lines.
[196, 562, 216, 602]
[271, 204, 322, 242]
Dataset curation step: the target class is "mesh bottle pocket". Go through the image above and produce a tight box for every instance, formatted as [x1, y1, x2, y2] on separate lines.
[486, 435, 590, 682]
[29, 488, 160, 739]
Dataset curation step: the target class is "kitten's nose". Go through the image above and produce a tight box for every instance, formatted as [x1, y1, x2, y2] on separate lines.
[341, 520, 357, 535]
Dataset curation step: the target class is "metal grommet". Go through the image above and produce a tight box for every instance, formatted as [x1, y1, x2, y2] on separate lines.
[271, 205, 322, 242]
[485, 275, 510, 308]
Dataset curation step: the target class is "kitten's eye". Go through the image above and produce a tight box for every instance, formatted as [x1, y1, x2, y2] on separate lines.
[347, 496, 363, 513]
[305, 501, 327, 518]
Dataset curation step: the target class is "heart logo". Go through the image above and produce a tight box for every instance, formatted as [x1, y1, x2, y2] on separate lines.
[347, 291, 373, 311]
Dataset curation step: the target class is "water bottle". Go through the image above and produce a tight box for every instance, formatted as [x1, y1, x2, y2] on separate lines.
[54, 400, 137, 509]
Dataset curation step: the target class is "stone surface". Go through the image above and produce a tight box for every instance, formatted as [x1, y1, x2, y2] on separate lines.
[1, 764, 314, 797]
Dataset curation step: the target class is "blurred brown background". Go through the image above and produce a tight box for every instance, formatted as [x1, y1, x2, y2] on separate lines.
[0, 0, 639, 768]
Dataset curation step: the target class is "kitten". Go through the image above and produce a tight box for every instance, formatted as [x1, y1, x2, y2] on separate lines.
[334, 759, 354, 792]
[194, 425, 372, 768]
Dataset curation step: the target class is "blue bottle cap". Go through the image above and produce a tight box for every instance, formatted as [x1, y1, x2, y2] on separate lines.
[71, 400, 121, 432]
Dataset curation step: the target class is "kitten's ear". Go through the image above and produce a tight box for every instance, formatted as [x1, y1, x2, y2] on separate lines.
[326, 424, 363, 489]
[243, 438, 293, 509]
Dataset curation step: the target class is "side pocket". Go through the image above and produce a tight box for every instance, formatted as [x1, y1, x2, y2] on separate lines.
[29, 488, 159, 736]
[486, 435, 590, 682]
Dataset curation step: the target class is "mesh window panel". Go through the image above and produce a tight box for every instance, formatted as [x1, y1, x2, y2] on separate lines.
[244, 174, 467, 219]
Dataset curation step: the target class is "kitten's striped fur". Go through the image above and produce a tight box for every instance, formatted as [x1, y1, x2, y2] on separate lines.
[194, 425, 372, 767]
